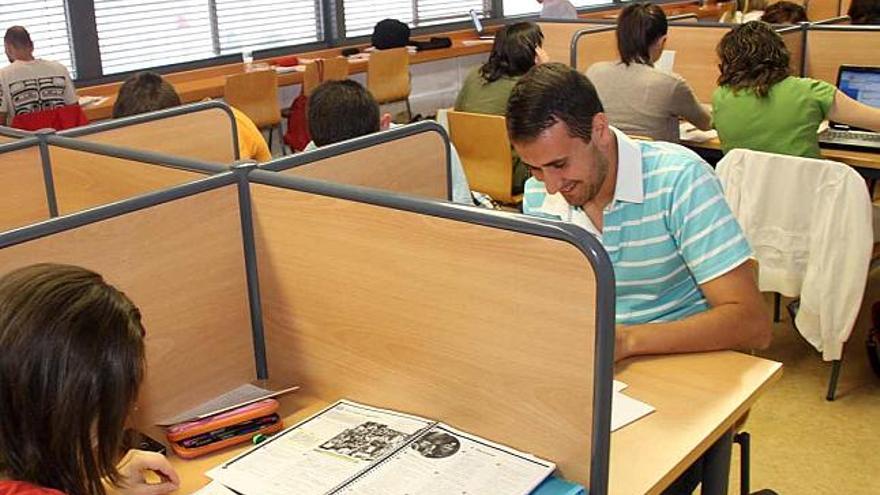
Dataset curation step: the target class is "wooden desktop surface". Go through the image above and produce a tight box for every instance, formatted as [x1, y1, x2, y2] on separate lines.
[683, 135, 880, 171]
[611, 351, 782, 495]
[79, 29, 494, 121]
[159, 351, 781, 494]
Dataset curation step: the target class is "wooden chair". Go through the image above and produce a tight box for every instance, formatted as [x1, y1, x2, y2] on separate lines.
[367, 47, 412, 120]
[302, 57, 349, 97]
[447, 110, 521, 205]
[224, 69, 282, 150]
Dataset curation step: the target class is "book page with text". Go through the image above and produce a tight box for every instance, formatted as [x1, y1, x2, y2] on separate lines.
[213, 400, 434, 495]
[335, 424, 555, 495]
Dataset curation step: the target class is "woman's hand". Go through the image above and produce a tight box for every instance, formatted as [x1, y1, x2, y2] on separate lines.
[111, 449, 180, 495]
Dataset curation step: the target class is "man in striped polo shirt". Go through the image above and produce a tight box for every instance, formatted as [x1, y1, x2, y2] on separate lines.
[508, 64, 772, 495]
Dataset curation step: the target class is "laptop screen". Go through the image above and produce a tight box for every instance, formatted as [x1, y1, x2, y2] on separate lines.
[838, 67, 880, 109]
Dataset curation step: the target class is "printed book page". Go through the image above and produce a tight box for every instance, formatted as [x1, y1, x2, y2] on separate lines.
[212, 400, 434, 495]
[334, 423, 555, 495]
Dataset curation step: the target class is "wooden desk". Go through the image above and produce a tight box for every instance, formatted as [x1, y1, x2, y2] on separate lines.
[683, 136, 880, 171]
[611, 351, 782, 495]
[161, 351, 780, 494]
[78, 29, 494, 121]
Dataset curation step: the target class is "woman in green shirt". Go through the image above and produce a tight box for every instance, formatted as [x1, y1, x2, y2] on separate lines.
[455, 22, 548, 192]
[712, 21, 880, 158]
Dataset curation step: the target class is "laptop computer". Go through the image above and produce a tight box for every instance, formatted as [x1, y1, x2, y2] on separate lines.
[817, 65, 880, 152]
[469, 10, 495, 40]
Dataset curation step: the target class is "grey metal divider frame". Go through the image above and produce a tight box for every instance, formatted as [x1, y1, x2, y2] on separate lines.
[58, 100, 241, 161]
[246, 168, 616, 495]
[259, 121, 454, 202]
[570, 25, 617, 69]
[6, 130, 230, 223]
[0, 126, 32, 139]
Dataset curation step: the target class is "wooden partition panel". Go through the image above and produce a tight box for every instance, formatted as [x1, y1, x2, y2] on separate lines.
[0, 134, 16, 144]
[664, 24, 732, 102]
[253, 184, 600, 486]
[538, 21, 605, 64]
[574, 27, 618, 72]
[779, 27, 805, 76]
[67, 105, 237, 163]
[278, 130, 449, 200]
[0, 184, 255, 440]
[0, 143, 51, 231]
[49, 145, 209, 215]
[805, 27, 880, 84]
[807, 0, 843, 20]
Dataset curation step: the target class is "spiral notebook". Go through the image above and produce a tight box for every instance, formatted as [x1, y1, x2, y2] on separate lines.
[210, 399, 555, 495]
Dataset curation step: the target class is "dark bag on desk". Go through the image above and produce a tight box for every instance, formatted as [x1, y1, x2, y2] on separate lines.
[410, 37, 452, 51]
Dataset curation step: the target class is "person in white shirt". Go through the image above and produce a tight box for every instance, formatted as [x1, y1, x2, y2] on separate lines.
[0, 26, 77, 125]
[538, 0, 578, 19]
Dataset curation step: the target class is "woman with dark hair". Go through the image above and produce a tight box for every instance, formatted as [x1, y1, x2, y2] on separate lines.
[712, 21, 880, 157]
[585, 2, 711, 142]
[848, 0, 880, 24]
[455, 22, 547, 192]
[0, 264, 179, 495]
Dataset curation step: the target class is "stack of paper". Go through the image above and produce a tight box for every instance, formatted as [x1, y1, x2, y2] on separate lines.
[611, 380, 655, 432]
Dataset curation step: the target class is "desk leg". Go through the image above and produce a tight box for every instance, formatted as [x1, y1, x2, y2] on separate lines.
[734, 431, 751, 495]
[701, 429, 734, 495]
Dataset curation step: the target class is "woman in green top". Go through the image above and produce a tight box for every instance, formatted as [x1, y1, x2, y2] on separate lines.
[455, 22, 548, 192]
[712, 21, 880, 158]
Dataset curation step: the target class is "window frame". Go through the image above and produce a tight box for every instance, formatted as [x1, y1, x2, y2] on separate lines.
[58, 0, 636, 87]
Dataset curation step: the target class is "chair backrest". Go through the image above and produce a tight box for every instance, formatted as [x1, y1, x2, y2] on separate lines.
[367, 47, 411, 104]
[224, 69, 281, 128]
[303, 57, 350, 97]
[446, 110, 517, 204]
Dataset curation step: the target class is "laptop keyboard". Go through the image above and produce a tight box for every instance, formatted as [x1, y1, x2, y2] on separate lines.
[823, 130, 880, 142]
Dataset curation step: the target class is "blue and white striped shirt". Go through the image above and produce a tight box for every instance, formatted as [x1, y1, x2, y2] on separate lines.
[522, 128, 752, 325]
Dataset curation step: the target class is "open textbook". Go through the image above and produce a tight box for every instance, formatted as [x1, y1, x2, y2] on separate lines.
[209, 400, 556, 495]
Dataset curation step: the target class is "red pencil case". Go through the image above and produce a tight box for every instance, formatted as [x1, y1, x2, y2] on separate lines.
[165, 398, 284, 459]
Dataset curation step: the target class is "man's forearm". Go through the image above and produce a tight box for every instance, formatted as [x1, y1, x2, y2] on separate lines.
[616, 301, 771, 361]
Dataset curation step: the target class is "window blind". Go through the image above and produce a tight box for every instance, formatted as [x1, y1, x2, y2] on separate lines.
[215, 0, 321, 55]
[0, 0, 75, 77]
[94, 0, 215, 75]
[344, 0, 490, 38]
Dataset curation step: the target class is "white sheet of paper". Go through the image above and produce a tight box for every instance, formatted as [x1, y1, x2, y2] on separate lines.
[193, 481, 239, 495]
[656, 50, 676, 73]
[679, 122, 719, 143]
[613, 380, 627, 393]
[612, 391, 655, 432]
[157, 383, 299, 426]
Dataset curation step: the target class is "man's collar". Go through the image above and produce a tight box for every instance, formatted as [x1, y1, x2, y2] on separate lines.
[610, 126, 644, 205]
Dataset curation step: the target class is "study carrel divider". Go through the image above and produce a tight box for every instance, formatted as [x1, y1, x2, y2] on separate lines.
[261, 121, 452, 201]
[572, 22, 806, 102]
[0, 140, 616, 494]
[804, 24, 880, 85]
[0, 106, 232, 232]
[59, 100, 241, 163]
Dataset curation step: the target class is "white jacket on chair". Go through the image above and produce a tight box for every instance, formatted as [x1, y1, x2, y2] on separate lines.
[717, 149, 873, 360]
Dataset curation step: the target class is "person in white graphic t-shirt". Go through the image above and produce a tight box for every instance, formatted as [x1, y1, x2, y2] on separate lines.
[0, 26, 77, 125]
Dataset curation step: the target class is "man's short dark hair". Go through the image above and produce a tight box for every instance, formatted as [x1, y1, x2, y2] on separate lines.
[4, 26, 33, 50]
[308, 80, 380, 146]
[760, 1, 808, 24]
[617, 2, 668, 66]
[112, 71, 182, 118]
[506, 63, 604, 144]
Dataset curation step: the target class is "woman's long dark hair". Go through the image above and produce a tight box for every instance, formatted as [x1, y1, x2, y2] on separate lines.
[717, 21, 791, 97]
[0, 264, 146, 495]
[479, 22, 544, 83]
[617, 2, 668, 66]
